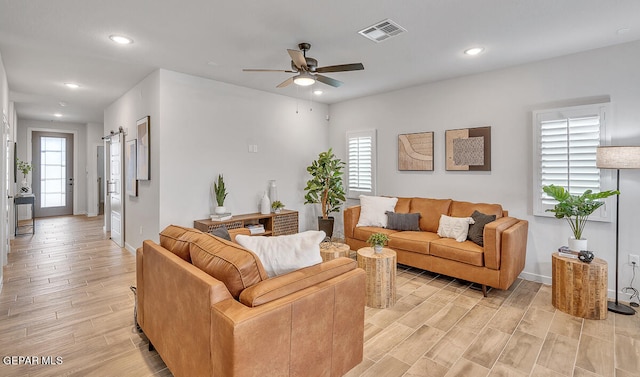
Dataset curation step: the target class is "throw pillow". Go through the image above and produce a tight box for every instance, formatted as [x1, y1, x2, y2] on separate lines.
[356, 195, 399, 228]
[386, 211, 420, 231]
[236, 230, 325, 277]
[210, 225, 231, 241]
[437, 214, 475, 242]
[467, 210, 496, 246]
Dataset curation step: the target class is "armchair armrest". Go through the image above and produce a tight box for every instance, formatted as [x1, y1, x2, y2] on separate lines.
[239, 257, 356, 307]
[483, 217, 519, 270]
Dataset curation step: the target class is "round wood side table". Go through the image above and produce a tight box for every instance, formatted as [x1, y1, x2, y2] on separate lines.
[551, 252, 607, 319]
[319, 241, 351, 262]
[357, 247, 397, 308]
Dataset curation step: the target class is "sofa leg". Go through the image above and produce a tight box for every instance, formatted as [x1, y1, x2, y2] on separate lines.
[149, 341, 155, 352]
[482, 285, 487, 297]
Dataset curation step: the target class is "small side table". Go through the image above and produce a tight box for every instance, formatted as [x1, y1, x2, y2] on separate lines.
[551, 252, 607, 319]
[15, 194, 36, 236]
[319, 241, 351, 262]
[357, 247, 396, 308]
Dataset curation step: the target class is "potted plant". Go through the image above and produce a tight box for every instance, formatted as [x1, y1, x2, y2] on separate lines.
[16, 158, 32, 193]
[367, 233, 389, 253]
[271, 200, 285, 214]
[303, 148, 346, 238]
[213, 174, 228, 214]
[542, 184, 619, 251]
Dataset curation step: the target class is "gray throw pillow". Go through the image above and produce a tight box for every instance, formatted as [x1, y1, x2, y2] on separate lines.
[467, 210, 496, 246]
[385, 211, 420, 231]
[210, 225, 232, 241]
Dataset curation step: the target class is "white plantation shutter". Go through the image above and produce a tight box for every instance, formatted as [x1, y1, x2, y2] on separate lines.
[533, 103, 611, 221]
[347, 130, 376, 198]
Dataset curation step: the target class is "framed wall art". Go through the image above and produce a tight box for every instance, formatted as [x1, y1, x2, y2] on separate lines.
[445, 126, 491, 171]
[126, 139, 138, 196]
[398, 132, 434, 171]
[136, 116, 150, 180]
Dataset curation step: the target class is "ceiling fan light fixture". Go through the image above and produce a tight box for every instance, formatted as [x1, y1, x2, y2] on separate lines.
[293, 72, 316, 86]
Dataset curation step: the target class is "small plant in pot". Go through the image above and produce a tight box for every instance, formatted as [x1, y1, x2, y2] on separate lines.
[303, 148, 346, 238]
[542, 184, 619, 251]
[367, 233, 389, 253]
[271, 200, 285, 214]
[213, 174, 228, 215]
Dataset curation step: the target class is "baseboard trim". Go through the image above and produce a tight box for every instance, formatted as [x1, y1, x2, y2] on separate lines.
[124, 242, 136, 255]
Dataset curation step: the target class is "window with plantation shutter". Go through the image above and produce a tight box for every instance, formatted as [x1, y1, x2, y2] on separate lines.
[346, 130, 376, 198]
[533, 103, 612, 221]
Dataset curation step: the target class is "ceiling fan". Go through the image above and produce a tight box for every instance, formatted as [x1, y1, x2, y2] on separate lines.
[243, 42, 364, 88]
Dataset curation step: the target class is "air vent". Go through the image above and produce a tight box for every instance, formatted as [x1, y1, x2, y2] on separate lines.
[358, 19, 406, 43]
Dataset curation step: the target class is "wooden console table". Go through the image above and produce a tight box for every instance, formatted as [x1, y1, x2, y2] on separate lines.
[551, 252, 607, 319]
[194, 209, 298, 236]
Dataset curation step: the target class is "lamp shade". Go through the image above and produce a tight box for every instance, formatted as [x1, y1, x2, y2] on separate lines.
[293, 72, 316, 86]
[596, 146, 640, 169]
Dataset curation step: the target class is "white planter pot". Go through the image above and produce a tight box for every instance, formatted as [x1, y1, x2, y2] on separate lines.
[374, 245, 383, 253]
[215, 206, 227, 215]
[568, 237, 587, 252]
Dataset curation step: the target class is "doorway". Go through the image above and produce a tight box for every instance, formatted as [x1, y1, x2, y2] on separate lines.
[32, 131, 74, 217]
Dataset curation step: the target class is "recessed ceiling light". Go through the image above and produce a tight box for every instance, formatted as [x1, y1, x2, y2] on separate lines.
[313, 90, 323, 95]
[464, 47, 484, 56]
[54, 113, 62, 117]
[64, 83, 80, 89]
[109, 35, 133, 45]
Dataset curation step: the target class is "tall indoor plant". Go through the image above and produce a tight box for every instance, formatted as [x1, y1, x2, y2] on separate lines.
[542, 184, 619, 250]
[304, 148, 346, 238]
[213, 174, 228, 214]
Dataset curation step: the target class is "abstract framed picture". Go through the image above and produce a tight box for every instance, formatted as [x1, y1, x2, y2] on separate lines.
[126, 139, 138, 197]
[136, 116, 150, 180]
[398, 132, 434, 171]
[445, 126, 491, 171]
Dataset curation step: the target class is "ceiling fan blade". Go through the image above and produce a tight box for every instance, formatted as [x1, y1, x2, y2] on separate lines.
[243, 69, 296, 73]
[276, 77, 294, 88]
[316, 74, 343, 88]
[316, 63, 364, 73]
[287, 49, 308, 70]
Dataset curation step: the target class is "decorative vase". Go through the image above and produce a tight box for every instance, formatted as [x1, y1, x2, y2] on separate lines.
[568, 237, 587, 252]
[268, 180, 278, 203]
[20, 179, 30, 193]
[374, 245, 383, 253]
[260, 192, 270, 215]
[215, 206, 227, 215]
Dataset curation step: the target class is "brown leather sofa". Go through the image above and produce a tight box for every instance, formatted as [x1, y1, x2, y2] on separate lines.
[136, 225, 365, 377]
[344, 198, 528, 295]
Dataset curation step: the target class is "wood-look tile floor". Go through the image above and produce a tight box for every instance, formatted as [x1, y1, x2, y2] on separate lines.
[1, 215, 639, 377]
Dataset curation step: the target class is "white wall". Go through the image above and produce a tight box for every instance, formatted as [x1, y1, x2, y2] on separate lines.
[1, 51, 9, 278]
[85, 122, 104, 216]
[106, 69, 329, 252]
[328, 40, 640, 299]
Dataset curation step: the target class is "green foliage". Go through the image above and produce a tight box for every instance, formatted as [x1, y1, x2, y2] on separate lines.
[303, 149, 346, 219]
[366, 233, 389, 247]
[542, 184, 619, 240]
[271, 200, 285, 210]
[214, 174, 227, 206]
[16, 158, 32, 178]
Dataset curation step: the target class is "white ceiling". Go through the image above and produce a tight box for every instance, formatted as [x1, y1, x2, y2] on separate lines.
[1, 0, 639, 125]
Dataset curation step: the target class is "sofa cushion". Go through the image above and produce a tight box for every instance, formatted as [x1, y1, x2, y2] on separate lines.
[236, 231, 325, 278]
[394, 197, 412, 213]
[467, 211, 497, 246]
[188, 231, 268, 299]
[410, 198, 452, 233]
[356, 195, 399, 228]
[437, 215, 475, 242]
[430, 238, 484, 267]
[159, 225, 202, 262]
[449, 201, 503, 219]
[353, 226, 399, 242]
[388, 231, 441, 255]
[386, 211, 420, 231]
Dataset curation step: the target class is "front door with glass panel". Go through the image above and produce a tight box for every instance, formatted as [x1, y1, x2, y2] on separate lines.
[32, 132, 74, 217]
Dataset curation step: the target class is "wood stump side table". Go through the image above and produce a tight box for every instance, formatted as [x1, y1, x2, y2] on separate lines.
[357, 247, 396, 308]
[551, 252, 607, 319]
[319, 242, 351, 262]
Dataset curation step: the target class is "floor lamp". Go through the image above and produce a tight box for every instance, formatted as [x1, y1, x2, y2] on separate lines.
[596, 146, 640, 315]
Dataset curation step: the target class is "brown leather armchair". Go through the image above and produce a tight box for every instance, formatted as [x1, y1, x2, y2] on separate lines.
[137, 225, 365, 377]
